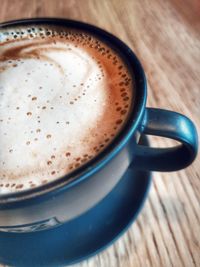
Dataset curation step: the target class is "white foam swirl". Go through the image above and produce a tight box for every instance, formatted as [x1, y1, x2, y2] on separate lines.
[0, 40, 108, 192]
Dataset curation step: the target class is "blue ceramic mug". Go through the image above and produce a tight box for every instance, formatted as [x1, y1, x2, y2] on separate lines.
[0, 18, 198, 233]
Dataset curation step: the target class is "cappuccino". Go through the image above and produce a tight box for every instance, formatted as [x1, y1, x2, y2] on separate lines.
[0, 25, 133, 193]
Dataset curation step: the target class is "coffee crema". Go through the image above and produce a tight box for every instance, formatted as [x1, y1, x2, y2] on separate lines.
[0, 25, 133, 193]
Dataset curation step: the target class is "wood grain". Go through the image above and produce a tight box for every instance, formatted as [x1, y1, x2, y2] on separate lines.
[0, 0, 199, 266]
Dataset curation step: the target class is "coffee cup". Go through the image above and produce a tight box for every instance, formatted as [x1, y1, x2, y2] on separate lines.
[0, 18, 198, 233]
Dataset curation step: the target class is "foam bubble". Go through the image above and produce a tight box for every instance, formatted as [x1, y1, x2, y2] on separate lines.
[0, 25, 133, 194]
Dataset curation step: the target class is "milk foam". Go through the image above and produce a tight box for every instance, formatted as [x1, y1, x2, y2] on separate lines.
[0, 26, 132, 193]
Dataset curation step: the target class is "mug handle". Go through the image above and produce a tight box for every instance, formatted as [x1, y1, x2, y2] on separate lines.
[133, 108, 198, 171]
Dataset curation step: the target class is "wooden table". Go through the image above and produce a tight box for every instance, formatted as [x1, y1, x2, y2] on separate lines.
[0, 1, 199, 266]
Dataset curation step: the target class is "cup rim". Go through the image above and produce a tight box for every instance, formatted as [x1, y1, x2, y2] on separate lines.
[0, 18, 147, 203]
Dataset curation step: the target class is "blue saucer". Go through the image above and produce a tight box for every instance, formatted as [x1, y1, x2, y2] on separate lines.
[0, 137, 151, 267]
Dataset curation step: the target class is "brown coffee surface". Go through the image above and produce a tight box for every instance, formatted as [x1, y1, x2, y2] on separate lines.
[0, 25, 133, 193]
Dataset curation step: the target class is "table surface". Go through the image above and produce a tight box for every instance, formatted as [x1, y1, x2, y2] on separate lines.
[0, 0, 199, 267]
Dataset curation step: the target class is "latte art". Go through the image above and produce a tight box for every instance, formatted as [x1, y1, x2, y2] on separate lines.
[0, 25, 133, 193]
